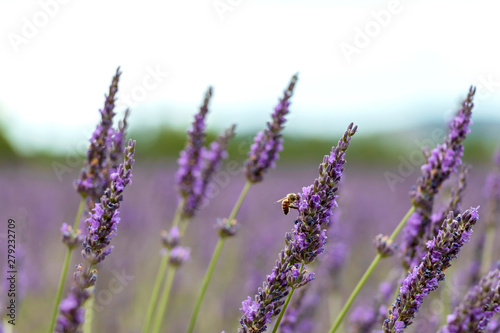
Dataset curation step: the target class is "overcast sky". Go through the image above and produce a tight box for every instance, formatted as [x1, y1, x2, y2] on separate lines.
[1, 0, 500, 155]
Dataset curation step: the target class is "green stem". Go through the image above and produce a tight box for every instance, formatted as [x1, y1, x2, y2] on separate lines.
[142, 199, 184, 333]
[73, 197, 86, 230]
[151, 267, 177, 333]
[227, 181, 252, 224]
[142, 254, 169, 333]
[186, 239, 225, 333]
[83, 290, 95, 333]
[271, 263, 305, 333]
[387, 205, 415, 242]
[48, 197, 86, 333]
[328, 205, 415, 333]
[185, 181, 252, 333]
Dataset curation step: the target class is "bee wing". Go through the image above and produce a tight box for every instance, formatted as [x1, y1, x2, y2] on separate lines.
[275, 197, 287, 203]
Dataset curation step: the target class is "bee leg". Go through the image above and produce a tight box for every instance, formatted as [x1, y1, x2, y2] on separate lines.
[289, 204, 298, 210]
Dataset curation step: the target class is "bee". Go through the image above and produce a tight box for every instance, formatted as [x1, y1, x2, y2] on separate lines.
[275, 193, 300, 215]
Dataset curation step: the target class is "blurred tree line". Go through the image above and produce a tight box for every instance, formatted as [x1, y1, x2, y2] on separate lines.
[1, 121, 495, 166]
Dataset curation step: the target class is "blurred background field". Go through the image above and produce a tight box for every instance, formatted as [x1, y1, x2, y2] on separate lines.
[2, 0, 500, 331]
[1, 122, 500, 332]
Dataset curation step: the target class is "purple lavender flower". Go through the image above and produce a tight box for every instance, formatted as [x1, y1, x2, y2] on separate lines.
[293, 123, 357, 263]
[427, 165, 469, 242]
[107, 109, 130, 176]
[82, 140, 135, 264]
[216, 217, 239, 238]
[182, 124, 236, 218]
[239, 123, 357, 332]
[169, 246, 191, 267]
[245, 74, 298, 183]
[438, 268, 500, 333]
[383, 207, 479, 332]
[60, 223, 84, 249]
[76, 68, 129, 206]
[374, 234, 395, 258]
[161, 226, 181, 249]
[176, 87, 212, 199]
[402, 86, 475, 269]
[282, 209, 346, 333]
[56, 140, 135, 333]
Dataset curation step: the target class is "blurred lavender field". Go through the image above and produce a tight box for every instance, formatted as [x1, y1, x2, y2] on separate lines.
[1, 157, 497, 332]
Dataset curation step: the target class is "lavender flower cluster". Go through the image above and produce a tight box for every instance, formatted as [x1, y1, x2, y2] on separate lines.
[439, 268, 500, 332]
[245, 74, 298, 183]
[56, 140, 135, 332]
[75, 67, 130, 207]
[402, 87, 475, 269]
[239, 123, 357, 332]
[384, 207, 479, 332]
[18, 68, 500, 333]
[175, 86, 236, 220]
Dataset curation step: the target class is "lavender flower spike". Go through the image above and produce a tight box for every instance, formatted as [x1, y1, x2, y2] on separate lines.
[107, 109, 130, 176]
[182, 124, 236, 218]
[56, 140, 135, 333]
[383, 207, 480, 333]
[402, 86, 476, 269]
[438, 268, 500, 333]
[245, 74, 298, 183]
[177, 87, 212, 199]
[239, 123, 357, 333]
[76, 67, 124, 203]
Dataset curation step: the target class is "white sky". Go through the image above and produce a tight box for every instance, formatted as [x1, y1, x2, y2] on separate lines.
[1, 0, 500, 155]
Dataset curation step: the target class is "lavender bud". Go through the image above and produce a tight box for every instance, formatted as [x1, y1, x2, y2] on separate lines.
[60, 223, 84, 249]
[216, 218, 239, 238]
[374, 234, 395, 258]
[245, 74, 298, 183]
[169, 246, 191, 267]
[107, 109, 130, 175]
[161, 226, 180, 249]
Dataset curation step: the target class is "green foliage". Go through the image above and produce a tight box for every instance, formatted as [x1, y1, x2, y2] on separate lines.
[3, 123, 497, 166]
